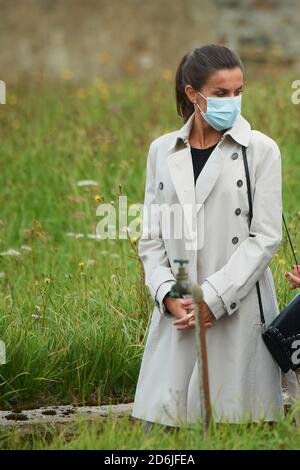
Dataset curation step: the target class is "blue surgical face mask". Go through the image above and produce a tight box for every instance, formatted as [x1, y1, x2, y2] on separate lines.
[196, 91, 242, 131]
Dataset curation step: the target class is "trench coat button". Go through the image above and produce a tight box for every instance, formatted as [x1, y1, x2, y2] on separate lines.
[231, 152, 239, 160]
[232, 236, 239, 244]
[230, 302, 236, 309]
[159, 182, 164, 190]
[235, 208, 241, 215]
[237, 179, 243, 187]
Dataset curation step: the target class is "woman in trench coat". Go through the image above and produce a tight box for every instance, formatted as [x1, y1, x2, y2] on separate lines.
[131, 44, 299, 428]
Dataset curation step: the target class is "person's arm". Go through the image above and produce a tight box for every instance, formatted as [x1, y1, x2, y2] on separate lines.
[199, 139, 282, 320]
[138, 139, 176, 316]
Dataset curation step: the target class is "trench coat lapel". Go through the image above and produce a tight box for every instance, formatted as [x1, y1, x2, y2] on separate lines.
[166, 112, 223, 244]
[166, 144, 197, 241]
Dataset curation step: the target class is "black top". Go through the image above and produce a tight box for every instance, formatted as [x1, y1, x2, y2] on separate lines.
[191, 142, 218, 184]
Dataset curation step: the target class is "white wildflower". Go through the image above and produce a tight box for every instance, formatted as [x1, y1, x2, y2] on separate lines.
[0, 249, 21, 256]
[86, 259, 95, 266]
[77, 180, 99, 187]
[21, 245, 32, 251]
[65, 232, 85, 238]
[32, 314, 41, 321]
[86, 233, 102, 240]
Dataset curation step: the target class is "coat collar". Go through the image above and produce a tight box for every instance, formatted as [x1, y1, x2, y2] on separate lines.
[167, 111, 251, 152]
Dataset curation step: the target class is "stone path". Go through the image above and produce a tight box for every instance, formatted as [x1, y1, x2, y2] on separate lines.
[0, 403, 133, 427]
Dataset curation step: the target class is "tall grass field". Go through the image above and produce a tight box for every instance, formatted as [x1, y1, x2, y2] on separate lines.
[0, 74, 299, 448]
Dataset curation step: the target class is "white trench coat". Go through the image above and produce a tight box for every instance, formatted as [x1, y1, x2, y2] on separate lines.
[131, 111, 299, 426]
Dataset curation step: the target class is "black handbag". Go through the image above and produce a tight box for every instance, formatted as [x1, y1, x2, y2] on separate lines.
[242, 145, 300, 373]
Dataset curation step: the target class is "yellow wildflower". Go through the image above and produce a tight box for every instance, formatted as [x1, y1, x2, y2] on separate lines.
[8, 94, 17, 105]
[161, 68, 173, 81]
[62, 68, 73, 81]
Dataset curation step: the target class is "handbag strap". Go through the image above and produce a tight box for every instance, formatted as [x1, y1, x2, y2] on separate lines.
[282, 213, 299, 266]
[241, 145, 299, 329]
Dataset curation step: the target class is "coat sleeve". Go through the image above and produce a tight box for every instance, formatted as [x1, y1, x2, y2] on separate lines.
[138, 139, 176, 316]
[200, 140, 282, 320]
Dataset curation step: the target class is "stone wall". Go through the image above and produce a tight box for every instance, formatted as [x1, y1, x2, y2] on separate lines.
[0, 0, 299, 83]
[216, 0, 300, 67]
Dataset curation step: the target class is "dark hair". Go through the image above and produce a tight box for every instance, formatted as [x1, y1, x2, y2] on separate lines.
[175, 44, 244, 123]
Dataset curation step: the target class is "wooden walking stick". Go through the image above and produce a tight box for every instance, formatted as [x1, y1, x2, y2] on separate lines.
[169, 259, 211, 432]
[192, 284, 211, 432]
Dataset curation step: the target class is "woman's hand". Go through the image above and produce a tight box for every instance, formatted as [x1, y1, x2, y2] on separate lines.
[173, 301, 215, 331]
[163, 295, 194, 320]
[285, 265, 300, 289]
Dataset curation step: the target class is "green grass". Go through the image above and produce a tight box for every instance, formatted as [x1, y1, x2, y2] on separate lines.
[0, 74, 299, 418]
[0, 406, 300, 450]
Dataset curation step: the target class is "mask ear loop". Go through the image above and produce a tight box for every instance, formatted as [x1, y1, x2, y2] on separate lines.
[195, 91, 206, 116]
